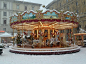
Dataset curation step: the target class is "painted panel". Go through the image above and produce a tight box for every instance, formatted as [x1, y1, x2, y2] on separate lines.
[67, 13, 70, 15]
[11, 16, 18, 23]
[22, 13, 29, 19]
[22, 13, 36, 19]
[65, 17, 71, 19]
[29, 13, 36, 19]
[43, 12, 58, 19]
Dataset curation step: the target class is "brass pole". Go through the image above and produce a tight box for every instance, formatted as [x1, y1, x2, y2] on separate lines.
[81, 35, 84, 46]
[53, 28, 54, 33]
[75, 35, 76, 45]
[60, 31, 61, 47]
[71, 27, 74, 46]
[22, 23, 24, 48]
[48, 29, 50, 39]
[13, 28, 14, 46]
[37, 29, 38, 39]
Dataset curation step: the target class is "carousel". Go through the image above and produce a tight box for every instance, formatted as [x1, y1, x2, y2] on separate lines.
[9, 9, 80, 55]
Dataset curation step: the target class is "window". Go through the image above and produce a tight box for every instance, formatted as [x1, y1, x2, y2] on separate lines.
[3, 20, 6, 24]
[32, 7, 34, 10]
[25, 6, 27, 10]
[72, 2, 73, 4]
[66, 0, 68, 3]
[64, 7, 65, 9]
[67, 6, 69, 10]
[84, 0, 85, 4]
[3, 3, 7, 9]
[76, 10, 79, 14]
[60, 3, 61, 7]
[76, 2, 78, 6]
[3, 12, 7, 16]
[3, 28, 6, 31]
[52, 7, 53, 10]
[17, 5, 19, 9]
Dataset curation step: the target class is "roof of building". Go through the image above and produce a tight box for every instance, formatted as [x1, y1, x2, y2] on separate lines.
[46, 0, 60, 9]
[46, 0, 56, 9]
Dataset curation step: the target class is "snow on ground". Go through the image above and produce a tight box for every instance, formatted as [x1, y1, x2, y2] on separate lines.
[0, 47, 86, 64]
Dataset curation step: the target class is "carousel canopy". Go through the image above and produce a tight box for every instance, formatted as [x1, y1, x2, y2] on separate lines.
[10, 10, 78, 31]
[0, 32, 13, 37]
[0, 30, 5, 33]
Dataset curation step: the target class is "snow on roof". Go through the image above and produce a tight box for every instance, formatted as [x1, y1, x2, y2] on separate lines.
[29, 10, 37, 13]
[64, 11, 70, 14]
[21, 10, 37, 15]
[11, 13, 18, 17]
[41, 8, 60, 13]
[63, 11, 77, 16]
[14, 13, 18, 16]
[39, 7, 48, 13]
[21, 10, 28, 15]
[64, 11, 74, 14]
[52, 9, 60, 13]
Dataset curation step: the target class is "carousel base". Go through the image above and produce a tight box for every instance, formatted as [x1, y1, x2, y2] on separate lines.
[9, 45, 80, 55]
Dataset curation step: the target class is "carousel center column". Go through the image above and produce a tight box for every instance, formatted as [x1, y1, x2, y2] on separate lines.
[48, 29, 50, 39]
[37, 29, 38, 39]
[53, 28, 55, 37]
[71, 27, 74, 46]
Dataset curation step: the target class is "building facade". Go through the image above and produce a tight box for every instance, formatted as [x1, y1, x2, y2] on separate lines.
[0, 0, 41, 33]
[46, 0, 86, 31]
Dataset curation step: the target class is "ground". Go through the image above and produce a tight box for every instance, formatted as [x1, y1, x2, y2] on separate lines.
[0, 47, 86, 64]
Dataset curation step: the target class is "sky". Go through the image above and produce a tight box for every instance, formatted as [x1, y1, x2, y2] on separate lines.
[18, 0, 53, 7]
[19, 0, 53, 5]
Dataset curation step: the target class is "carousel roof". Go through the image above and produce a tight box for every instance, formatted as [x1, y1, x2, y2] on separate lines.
[10, 10, 78, 31]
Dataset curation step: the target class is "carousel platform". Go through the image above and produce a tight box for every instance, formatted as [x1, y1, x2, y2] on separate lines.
[9, 45, 80, 55]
